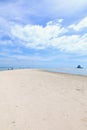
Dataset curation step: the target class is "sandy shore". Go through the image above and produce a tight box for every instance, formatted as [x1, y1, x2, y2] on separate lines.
[0, 69, 87, 130]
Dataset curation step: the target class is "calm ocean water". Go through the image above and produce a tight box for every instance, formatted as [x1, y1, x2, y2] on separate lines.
[0, 67, 8, 71]
[45, 68, 87, 76]
[0, 67, 16, 71]
[0, 67, 87, 76]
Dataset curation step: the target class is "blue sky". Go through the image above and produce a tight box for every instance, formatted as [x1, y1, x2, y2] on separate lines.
[0, 0, 87, 68]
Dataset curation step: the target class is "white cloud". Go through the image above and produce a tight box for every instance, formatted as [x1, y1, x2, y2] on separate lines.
[10, 17, 87, 54]
[52, 34, 87, 53]
[69, 17, 87, 31]
[11, 20, 67, 49]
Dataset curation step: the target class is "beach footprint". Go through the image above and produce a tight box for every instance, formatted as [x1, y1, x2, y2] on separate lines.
[11, 121, 16, 126]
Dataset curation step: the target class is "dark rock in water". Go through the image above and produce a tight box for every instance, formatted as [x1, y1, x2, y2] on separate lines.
[77, 65, 83, 69]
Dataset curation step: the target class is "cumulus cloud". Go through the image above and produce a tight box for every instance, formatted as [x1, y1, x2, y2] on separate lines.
[11, 20, 67, 49]
[10, 17, 87, 54]
[69, 17, 87, 31]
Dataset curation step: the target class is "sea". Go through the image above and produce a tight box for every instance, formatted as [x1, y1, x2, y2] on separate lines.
[45, 68, 87, 76]
[0, 67, 16, 71]
[0, 67, 9, 71]
[0, 67, 87, 76]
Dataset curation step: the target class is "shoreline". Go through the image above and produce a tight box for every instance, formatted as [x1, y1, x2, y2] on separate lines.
[1, 68, 87, 77]
[40, 69, 87, 77]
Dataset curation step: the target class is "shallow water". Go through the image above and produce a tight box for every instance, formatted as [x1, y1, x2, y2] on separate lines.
[0, 67, 8, 71]
[45, 68, 87, 76]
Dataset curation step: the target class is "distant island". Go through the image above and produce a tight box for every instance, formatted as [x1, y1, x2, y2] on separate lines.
[77, 65, 83, 69]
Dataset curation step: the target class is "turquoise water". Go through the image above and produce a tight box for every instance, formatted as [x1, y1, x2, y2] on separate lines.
[0, 67, 87, 76]
[0, 67, 16, 71]
[0, 67, 9, 71]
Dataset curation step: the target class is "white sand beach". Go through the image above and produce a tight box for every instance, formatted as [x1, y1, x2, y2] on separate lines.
[0, 69, 87, 130]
